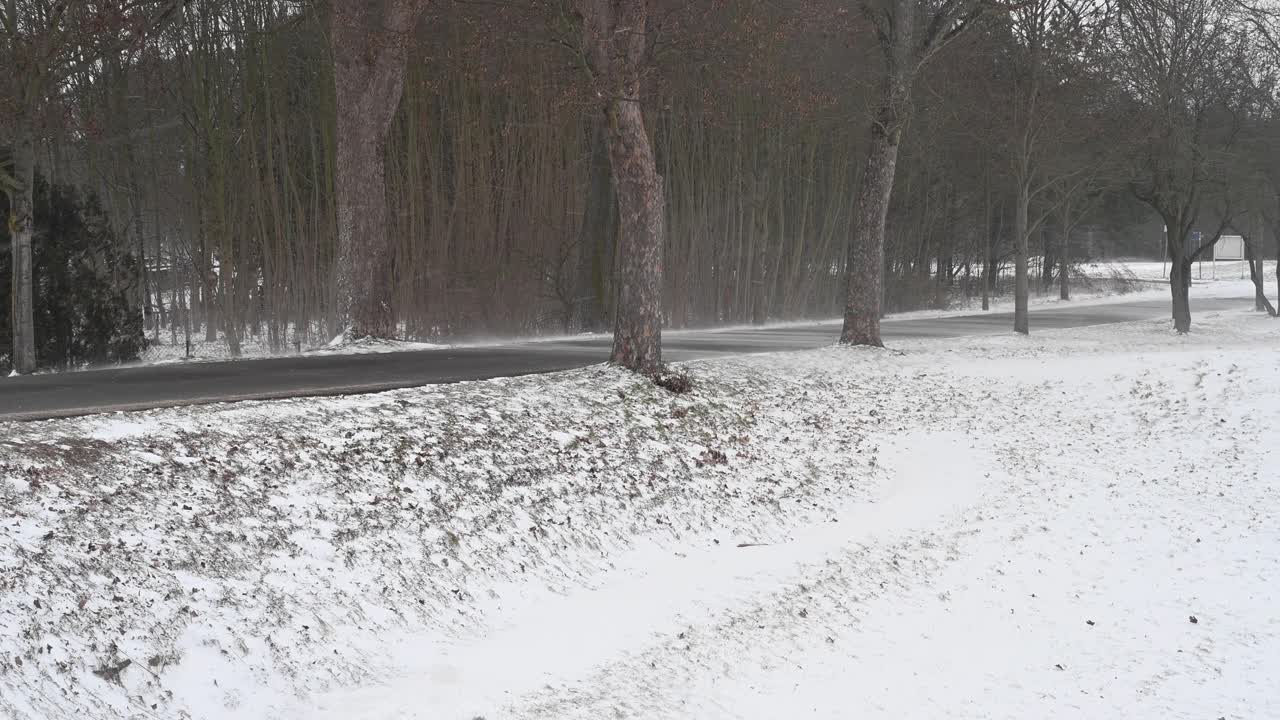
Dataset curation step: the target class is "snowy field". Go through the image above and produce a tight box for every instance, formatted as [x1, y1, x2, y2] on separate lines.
[2, 303, 1278, 720]
[1098, 258, 1276, 284]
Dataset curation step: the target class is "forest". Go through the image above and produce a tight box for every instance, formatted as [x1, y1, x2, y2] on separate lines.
[3, 0, 1280, 373]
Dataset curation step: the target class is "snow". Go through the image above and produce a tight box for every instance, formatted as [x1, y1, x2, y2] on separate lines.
[1096, 258, 1275, 285]
[11, 258, 1269, 377]
[85, 417, 165, 442]
[138, 332, 450, 366]
[1, 303, 1277, 720]
[877, 259, 1277, 322]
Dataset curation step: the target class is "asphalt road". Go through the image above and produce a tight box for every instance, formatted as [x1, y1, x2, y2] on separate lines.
[0, 296, 1248, 422]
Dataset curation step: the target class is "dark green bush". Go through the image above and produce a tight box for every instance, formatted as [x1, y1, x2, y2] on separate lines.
[1, 175, 146, 371]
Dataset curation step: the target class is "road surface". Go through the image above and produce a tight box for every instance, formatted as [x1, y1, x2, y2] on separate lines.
[0, 296, 1247, 422]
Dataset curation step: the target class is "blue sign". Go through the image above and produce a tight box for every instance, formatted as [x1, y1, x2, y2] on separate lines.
[1185, 230, 1202, 256]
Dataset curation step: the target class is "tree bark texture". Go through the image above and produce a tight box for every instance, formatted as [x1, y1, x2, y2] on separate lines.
[1168, 225, 1192, 333]
[1170, 259, 1192, 332]
[9, 123, 36, 374]
[578, 0, 664, 374]
[331, 0, 420, 339]
[1013, 178, 1030, 334]
[841, 0, 919, 348]
[840, 115, 901, 346]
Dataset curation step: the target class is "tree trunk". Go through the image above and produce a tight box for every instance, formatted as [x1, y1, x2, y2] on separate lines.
[1059, 244, 1070, 300]
[840, 122, 900, 346]
[331, 0, 419, 340]
[604, 96, 664, 374]
[1167, 222, 1192, 332]
[181, 271, 191, 357]
[1059, 208, 1071, 301]
[170, 259, 179, 346]
[124, 132, 148, 337]
[9, 123, 36, 374]
[203, 277, 218, 342]
[1014, 178, 1030, 334]
[1245, 235, 1276, 315]
[1249, 238, 1263, 312]
[751, 179, 769, 326]
[1170, 257, 1192, 332]
[333, 115, 396, 338]
[578, 0, 664, 374]
[222, 274, 241, 357]
[1040, 224, 1053, 290]
[982, 169, 991, 311]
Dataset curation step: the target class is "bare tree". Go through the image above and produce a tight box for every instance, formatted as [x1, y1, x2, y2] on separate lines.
[1001, 0, 1108, 333]
[330, 0, 425, 340]
[1047, 170, 1106, 300]
[1237, 0, 1280, 308]
[574, 0, 664, 373]
[840, 0, 986, 346]
[1112, 0, 1254, 332]
[1243, 207, 1278, 313]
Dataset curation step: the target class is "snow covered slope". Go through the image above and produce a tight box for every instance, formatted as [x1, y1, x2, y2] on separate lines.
[1, 309, 1277, 720]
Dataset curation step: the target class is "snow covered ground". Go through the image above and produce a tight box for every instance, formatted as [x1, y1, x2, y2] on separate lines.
[1096, 258, 1276, 284]
[2, 304, 1278, 720]
[116, 258, 1279, 368]
[138, 333, 449, 366]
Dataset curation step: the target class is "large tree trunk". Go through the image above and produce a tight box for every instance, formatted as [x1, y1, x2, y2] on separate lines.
[9, 123, 36, 374]
[1013, 178, 1030, 334]
[840, 120, 900, 346]
[1170, 258, 1192, 332]
[333, 113, 396, 338]
[330, 0, 419, 340]
[579, 0, 664, 374]
[604, 96, 664, 374]
[1168, 223, 1192, 333]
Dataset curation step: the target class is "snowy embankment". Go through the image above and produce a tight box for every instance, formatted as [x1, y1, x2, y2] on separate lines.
[2, 308, 1278, 719]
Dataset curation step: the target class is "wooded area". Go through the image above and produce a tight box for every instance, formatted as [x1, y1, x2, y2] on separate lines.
[3, 0, 1280, 373]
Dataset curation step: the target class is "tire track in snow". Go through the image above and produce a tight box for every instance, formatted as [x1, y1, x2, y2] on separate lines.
[301, 432, 1001, 720]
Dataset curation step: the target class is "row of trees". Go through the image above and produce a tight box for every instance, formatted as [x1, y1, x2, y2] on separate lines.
[3, 0, 1279, 374]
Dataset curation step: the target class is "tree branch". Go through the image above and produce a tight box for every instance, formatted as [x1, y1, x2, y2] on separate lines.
[50, 0, 190, 82]
[1188, 202, 1235, 262]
